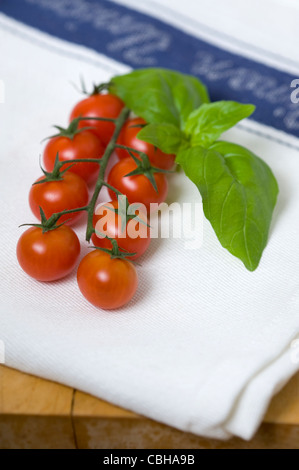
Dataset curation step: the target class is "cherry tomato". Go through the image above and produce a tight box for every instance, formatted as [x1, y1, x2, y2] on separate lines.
[17, 226, 80, 281]
[91, 200, 150, 260]
[43, 130, 103, 185]
[107, 158, 168, 212]
[116, 117, 175, 170]
[29, 172, 89, 225]
[77, 250, 138, 309]
[70, 94, 124, 146]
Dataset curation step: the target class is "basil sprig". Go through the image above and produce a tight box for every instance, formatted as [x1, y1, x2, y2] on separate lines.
[111, 68, 279, 271]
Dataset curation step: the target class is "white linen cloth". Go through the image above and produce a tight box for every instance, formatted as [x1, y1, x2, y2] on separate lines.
[0, 0, 299, 441]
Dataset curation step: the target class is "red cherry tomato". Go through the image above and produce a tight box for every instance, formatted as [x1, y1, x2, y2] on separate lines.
[70, 94, 124, 146]
[91, 200, 150, 260]
[29, 172, 89, 225]
[17, 226, 80, 281]
[107, 158, 168, 212]
[116, 117, 175, 170]
[77, 250, 138, 309]
[43, 130, 103, 185]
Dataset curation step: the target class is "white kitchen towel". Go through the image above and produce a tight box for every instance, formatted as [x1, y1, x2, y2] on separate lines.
[0, 0, 299, 441]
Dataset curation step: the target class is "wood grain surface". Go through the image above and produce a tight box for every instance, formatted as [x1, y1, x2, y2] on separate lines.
[0, 365, 298, 449]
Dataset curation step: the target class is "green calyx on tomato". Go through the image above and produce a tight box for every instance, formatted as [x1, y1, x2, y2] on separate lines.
[34, 152, 74, 183]
[75, 77, 112, 97]
[89, 82, 113, 96]
[115, 144, 171, 193]
[20, 207, 73, 234]
[90, 236, 137, 261]
[45, 116, 94, 141]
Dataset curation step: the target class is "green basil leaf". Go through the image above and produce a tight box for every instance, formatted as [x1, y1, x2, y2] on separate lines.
[137, 123, 184, 154]
[176, 141, 278, 271]
[185, 101, 255, 147]
[111, 68, 210, 128]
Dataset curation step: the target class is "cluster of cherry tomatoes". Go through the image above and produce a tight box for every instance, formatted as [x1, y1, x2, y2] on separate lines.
[17, 90, 175, 309]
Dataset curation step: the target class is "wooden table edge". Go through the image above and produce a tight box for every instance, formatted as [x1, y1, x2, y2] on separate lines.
[0, 365, 299, 448]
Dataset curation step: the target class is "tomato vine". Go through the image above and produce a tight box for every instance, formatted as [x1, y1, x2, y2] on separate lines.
[17, 67, 280, 310]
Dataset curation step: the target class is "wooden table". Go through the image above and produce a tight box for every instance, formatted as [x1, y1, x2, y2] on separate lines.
[0, 365, 298, 449]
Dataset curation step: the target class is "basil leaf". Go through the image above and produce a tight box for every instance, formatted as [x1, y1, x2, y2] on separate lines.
[137, 123, 184, 154]
[111, 68, 210, 128]
[185, 101, 255, 147]
[176, 141, 278, 271]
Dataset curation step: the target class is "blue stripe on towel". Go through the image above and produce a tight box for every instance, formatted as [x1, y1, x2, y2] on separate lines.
[1, 0, 298, 138]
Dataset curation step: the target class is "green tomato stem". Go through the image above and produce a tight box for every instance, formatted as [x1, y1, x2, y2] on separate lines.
[114, 143, 145, 155]
[58, 158, 102, 166]
[85, 107, 130, 241]
[102, 181, 124, 197]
